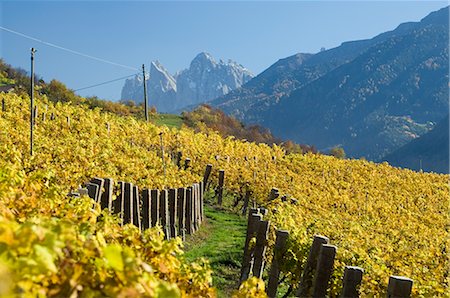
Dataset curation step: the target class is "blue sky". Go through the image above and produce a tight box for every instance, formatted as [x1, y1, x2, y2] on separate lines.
[1, 1, 447, 101]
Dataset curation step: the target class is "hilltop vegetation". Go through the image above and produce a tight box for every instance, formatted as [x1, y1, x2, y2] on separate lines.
[182, 104, 316, 154]
[0, 58, 146, 117]
[383, 114, 449, 173]
[0, 90, 448, 296]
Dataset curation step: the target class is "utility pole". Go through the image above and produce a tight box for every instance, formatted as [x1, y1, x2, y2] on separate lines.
[142, 64, 149, 122]
[30, 48, 37, 156]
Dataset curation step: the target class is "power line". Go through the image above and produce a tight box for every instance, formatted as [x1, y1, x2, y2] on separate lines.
[0, 25, 139, 71]
[74, 73, 139, 92]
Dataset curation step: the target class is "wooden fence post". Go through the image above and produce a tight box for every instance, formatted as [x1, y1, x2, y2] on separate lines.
[191, 186, 196, 233]
[177, 187, 186, 240]
[312, 244, 337, 298]
[240, 211, 263, 283]
[176, 151, 182, 168]
[340, 266, 364, 298]
[296, 235, 330, 297]
[186, 187, 194, 234]
[184, 158, 191, 170]
[142, 189, 151, 230]
[252, 219, 270, 278]
[268, 188, 280, 201]
[85, 183, 98, 200]
[168, 188, 177, 238]
[100, 178, 113, 211]
[195, 183, 201, 227]
[159, 189, 170, 239]
[113, 182, 125, 223]
[132, 185, 141, 230]
[150, 189, 160, 227]
[387, 276, 413, 298]
[192, 184, 198, 232]
[217, 169, 225, 205]
[267, 230, 289, 298]
[90, 178, 104, 203]
[1, 98, 5, 112]
[203, 164, 213, 191]
[42, 112, 46, 122]
[123, 182, 133, 225]
[199, 181, 204, 221]
[242, 190, 251, 215]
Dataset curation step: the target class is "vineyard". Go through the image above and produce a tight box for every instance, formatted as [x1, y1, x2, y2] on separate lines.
[0, 91, 448, 297]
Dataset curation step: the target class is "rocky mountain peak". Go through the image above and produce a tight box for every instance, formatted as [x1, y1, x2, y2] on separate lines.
[193, 52, 215, 63]
[121, 53, 253, 113]
[150, 61, 176, 92]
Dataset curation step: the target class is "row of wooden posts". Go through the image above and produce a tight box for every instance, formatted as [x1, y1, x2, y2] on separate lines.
[69, 163, 223, 240]
[73, 178, 205, 240]
[240, 206, 414, 298]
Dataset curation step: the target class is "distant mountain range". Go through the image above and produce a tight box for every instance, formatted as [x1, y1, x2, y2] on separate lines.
[211, 6, 449, 162]
[383, 114, 449, 173]
[121, 53, 253, 113]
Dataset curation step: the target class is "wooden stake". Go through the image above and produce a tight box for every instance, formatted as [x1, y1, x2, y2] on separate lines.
[240, 211, 262, 283]
[203, 164, 213, 191]
[267, 230, 289, 298]
[296, 235, 330, 297]
[218, 169, 225, 205]
[100, 178, 114, 211]
[387, 276, 413, 298]
[132, 185, 141, 230]
[150, 189, 160, 227]
[340, 266, 364, 298]
[177, 187, 186, 240]
[252, 220, 270, 278]
[312, 244, 337, 298]
[142, 189, 151, 230]
[123, 182, 133, 225]
[168, 188, 177, 238]
[159, 189, 169, 239]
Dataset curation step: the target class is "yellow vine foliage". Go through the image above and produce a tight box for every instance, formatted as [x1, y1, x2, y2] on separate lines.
[233, 277, 267, 298]
[0, 92, 448, 296]
[0, 93, 215, 297]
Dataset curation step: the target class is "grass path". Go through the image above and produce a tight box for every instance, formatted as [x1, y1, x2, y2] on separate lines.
[152, 113, 183, 128]
[183, 205, 247, 297]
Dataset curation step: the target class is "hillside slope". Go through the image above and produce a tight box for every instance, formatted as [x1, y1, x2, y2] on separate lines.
[263, 7, 449, 160]
[383, 114, 449, 173]
[213, 7, 449, 161]
[211, 8, 440, 121]
[0, 91, 448, 296]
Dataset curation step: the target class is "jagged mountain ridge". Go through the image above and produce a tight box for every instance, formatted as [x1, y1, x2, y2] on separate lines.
[121, 53, 253, 113]
[212, 6, 449, 161]
[210, 12, 428, 121]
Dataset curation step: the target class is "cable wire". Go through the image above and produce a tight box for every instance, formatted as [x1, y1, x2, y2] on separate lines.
[74, 73, 139, 92]
[0, 25, 139, 71]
